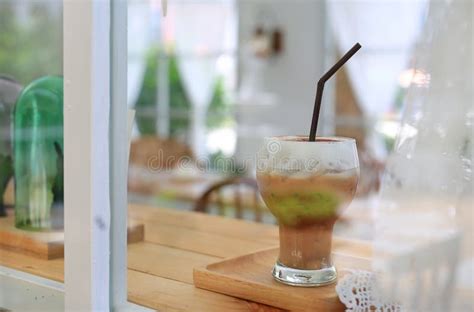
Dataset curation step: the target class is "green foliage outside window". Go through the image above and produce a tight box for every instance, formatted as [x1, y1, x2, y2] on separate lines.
[134, 47, 191, 137]
[0, 2, 62, 85]
[206, 77, 234, 130]
[134, 46, 232, 138]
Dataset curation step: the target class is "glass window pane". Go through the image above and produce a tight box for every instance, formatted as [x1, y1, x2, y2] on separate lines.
[123, 1, 468, 310]
[0, 0, 64, 302]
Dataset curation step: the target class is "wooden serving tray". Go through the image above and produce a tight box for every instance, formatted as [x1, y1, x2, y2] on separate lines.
[194, 247, 370, 312]
[0, 213, 144, 260]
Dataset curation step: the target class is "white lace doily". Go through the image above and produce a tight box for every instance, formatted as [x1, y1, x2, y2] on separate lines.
[335, 270, 402, 312]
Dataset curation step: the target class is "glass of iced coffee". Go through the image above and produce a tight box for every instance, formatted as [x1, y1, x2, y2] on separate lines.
[256, 136, 359, 286]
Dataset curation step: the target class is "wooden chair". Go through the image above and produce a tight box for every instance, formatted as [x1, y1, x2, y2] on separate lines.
[129, 136, 194, 170]
[128, 136, 194, 195]
[194, 177, 263, 223]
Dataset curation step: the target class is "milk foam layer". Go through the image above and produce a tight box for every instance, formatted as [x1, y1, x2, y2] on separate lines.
[258, 136, 359, 176]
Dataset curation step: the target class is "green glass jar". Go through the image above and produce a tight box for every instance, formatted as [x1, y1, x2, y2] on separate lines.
[13, 76, 64, 230]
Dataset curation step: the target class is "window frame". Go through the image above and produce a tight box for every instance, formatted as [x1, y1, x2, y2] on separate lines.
[63, 0, 130, 310]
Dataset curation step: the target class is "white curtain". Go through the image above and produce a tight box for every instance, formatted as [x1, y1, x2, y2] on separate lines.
[327, 0, 428, 117]
[374, 1, 473, 310]
[127, 1, 154, 108]
[165, 0, 236, 158]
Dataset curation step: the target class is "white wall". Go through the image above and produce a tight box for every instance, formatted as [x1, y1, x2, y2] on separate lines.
[236, 0, 327, 165]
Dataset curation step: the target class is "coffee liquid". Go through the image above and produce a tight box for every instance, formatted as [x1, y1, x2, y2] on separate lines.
[257, 170, 358, 270]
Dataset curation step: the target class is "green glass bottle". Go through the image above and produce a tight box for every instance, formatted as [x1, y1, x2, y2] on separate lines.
[13, 76, 64, 231]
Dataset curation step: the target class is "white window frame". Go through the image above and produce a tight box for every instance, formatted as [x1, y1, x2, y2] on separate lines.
[64, 0, 111, 309]
[1, 1, 151, 310]
[64, 0, 136, 310]
[110, 0, 129, 309]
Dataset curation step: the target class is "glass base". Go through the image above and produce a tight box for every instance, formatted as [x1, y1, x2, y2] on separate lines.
[272, 261, 337, 287]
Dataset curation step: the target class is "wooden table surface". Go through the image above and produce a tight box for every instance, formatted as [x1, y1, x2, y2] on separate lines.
[0, 204, 372, 311]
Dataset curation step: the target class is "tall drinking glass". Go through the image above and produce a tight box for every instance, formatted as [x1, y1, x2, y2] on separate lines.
[256, 136, 359, 286]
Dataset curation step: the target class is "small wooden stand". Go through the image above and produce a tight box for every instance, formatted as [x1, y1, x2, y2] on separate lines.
[194, 247, 370, 312]
[0, 213, 144, 260]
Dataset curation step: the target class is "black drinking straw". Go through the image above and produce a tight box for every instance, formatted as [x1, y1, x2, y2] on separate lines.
[309, 43, 362, 141]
